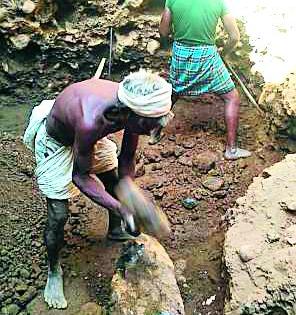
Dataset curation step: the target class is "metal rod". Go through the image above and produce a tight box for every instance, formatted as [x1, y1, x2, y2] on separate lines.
[108, 27, 113, 79]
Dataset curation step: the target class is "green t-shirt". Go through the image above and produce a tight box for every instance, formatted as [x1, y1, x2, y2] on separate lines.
[165, 0, 229, 45]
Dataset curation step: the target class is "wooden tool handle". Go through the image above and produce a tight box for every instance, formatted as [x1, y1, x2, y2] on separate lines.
[94, 57, 106, 79]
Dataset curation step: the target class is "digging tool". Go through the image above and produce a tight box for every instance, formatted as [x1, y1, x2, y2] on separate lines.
[94, 57, 106, 79]
[222, 57, 264, 116]
[115, 177, 171, 239]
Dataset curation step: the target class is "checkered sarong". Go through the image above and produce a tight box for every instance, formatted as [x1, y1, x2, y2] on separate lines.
[169, 41, 235, 96]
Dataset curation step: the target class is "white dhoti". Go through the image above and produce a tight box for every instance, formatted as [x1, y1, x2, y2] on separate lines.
[23, 100, 118, 200]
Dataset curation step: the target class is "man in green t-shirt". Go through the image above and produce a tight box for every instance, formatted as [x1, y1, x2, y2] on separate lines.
[155, 0, 251, 160]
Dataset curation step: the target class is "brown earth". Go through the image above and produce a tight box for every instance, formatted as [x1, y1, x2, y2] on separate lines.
[0, 93, 285, 315]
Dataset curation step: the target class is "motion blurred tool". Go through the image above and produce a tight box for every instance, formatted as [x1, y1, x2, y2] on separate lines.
[115, 177, 171, 239]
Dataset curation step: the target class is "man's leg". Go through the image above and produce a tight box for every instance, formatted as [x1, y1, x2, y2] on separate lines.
[43, 198, 69, 309]
[97, 169, 136, 240]
[220, 88, 251, 159]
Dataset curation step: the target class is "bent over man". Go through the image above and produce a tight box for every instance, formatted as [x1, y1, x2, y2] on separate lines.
[23, 70, 172, 309]
[158, 0, 251, 159]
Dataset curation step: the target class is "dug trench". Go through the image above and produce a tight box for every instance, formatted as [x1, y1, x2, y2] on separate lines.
[0, 80, 286, 314]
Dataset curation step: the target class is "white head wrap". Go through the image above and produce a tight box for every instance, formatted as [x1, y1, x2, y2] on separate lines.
[117, 69, 172, 118]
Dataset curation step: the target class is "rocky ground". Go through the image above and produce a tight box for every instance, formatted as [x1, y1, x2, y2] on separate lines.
[0, 92, 286, 314]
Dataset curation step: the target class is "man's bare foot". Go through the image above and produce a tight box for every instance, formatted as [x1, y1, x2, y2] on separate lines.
[224, 147, 252, 160]
[149, 128, 164, 145]
[44, 265, 67, 309]
[107, 229, 137, 241]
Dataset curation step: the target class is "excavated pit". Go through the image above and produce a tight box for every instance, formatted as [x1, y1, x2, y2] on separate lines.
[0, 1, 295, 314]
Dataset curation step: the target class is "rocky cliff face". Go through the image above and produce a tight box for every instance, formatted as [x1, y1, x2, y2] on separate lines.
[2, 0, 295, 143]
[259, 75, 296, 141]
[0, 0, 164, 106]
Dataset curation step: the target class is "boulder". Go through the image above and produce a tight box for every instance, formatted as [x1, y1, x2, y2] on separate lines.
[111, 234, 185, 315]
[22, 0, 36, 14]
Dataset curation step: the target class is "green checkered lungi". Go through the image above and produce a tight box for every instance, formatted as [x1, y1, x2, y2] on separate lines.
[169, 41, 235, 96]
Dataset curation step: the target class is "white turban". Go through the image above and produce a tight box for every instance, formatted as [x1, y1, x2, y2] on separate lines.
[117, 69, 172, 118]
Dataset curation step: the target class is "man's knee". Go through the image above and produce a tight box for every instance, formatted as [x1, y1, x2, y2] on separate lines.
[221, 88, 240, 105]
[47, 199, 69, 228]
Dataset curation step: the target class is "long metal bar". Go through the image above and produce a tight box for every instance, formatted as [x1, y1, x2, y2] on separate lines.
[108, 27, 113, 79]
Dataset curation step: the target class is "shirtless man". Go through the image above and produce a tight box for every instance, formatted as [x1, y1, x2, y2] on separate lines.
[23, 70, 172, 309]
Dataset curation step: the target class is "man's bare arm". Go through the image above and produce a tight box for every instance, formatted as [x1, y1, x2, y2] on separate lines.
[72, 127, 122, 214]
[159, 7, 172, 49]
[160, 8, 171, 37]
[118, 129, 139, 179]
[221, 14, 240, 56]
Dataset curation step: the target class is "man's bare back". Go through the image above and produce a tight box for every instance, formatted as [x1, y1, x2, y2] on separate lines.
[46, 78, 122, 146]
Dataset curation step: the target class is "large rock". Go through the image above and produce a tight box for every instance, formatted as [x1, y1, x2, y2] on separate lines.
[9, 34, 31, 50]
[110, 234, 185, 315]
[193, 150, 219, 174]
[224, 154, 296, 315]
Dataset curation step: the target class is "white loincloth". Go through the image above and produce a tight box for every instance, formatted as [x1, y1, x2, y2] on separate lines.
[23, 100, 118, 200]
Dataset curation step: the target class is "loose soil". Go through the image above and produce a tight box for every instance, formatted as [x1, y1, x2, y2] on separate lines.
[0, 93, 284, 315]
